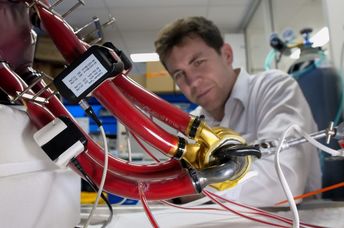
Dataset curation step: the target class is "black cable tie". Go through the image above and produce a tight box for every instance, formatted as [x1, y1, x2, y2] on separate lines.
[174, 137, 186, 159]
[189, 115, 203, 138]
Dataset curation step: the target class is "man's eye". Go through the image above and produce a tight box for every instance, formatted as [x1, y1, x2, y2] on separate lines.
[193, 59, 206, 67]
[173, 71, 185, 81]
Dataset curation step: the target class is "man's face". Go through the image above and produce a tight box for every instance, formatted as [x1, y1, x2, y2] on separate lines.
[165, 36, 235, 115]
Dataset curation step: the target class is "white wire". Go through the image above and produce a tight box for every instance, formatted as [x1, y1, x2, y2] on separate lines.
[291, 125, 343, 156]
[84, 125, 109, 228]
[125, 127, 132, 162]
[165, 123, 343, 226]
[274, 123, 344, 228]
[275, 124, 300, 228]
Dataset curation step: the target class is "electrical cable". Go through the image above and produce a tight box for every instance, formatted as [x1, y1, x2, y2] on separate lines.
[127, 111, 161, 162]
[160, 171, 257, 208]
[125, 127, 132, 162]
[83, 125, 109, 228]
[139, 182, 159, 228]
[161, 200, 222, 211]
[291, 125, 343, 157]
[160, 200, 301, 226]
[203, 190, 290, 227]
[275, 125, 300, 228]
[274, 123, 344, 227]
[158, 125, 344, 227]
[276, 182, 344, 206]
[79, 99, 109, 228]
[212, 144, 261, 161]
[130, 131, 160, 162]
[200, 191, 322, 228]
[84, 177, 113, 228]
[71, 158, 113, 228]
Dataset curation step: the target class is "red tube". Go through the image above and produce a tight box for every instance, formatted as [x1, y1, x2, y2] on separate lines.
[113, 74, 192, 134]
[0, 61, 185, 179]
[77, 155, 196, 200]
[36, 2, 192, 136]
[12, 98, 197, 200]
[33, 2, 183, 176]
[26, 2, 198, 199]
[30, 79, 184, 179]
[35, 3, 185, 155]
[26, 101, 55, 129]
[0, 64, 197, 199]
[139, 182, 160, 227]
[35, 2, 87, 63]
[0, 62, 25, 97]
[93, 79, 179, 155]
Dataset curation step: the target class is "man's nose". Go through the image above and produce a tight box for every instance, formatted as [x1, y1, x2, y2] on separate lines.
[185, 70, 201, 87]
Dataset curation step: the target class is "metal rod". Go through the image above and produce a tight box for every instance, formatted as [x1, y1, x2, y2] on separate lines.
[20, 93, 48, 104]
[103, 17, 116, 28]
[286, 130, 327, 148]
[13, 74, 45, 102]
[50, 0, 64, 9]
[62, 0, 85, 18]
[259, 123, 344, 157]
[32, 81, 54, 100]
[75, 17, 99, 34]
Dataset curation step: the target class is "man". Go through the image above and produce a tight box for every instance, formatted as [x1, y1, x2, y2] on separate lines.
[154, 16, 321, 206]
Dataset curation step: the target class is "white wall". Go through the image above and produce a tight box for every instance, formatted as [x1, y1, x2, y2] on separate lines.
[224, 33, 247, 69]
[245, 0, 273, 73]
[323, 0, 344, 70]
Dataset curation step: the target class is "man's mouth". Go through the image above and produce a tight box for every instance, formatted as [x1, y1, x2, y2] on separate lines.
[196, 87, 212, 100]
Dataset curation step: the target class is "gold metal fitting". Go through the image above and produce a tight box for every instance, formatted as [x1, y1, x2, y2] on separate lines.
[182, 120, 246, 170]
[210, 156, 252, 191]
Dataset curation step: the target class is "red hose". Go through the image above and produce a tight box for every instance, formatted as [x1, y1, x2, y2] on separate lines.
[113, 74, 192, 134]
[8, 2, 200, 200]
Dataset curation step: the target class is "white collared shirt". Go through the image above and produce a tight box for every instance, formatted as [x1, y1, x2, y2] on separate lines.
[191, 68, 321, 206]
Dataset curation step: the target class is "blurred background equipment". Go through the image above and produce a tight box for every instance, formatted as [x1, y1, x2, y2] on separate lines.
[267, 27, 344, 200]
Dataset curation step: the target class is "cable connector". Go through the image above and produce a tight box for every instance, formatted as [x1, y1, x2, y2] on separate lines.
[33, 116, 87, 168]
[79, 99, 102, 127]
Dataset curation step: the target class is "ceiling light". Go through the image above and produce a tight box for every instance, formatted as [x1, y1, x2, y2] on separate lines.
[310, 27, 329, 47]
[130, 53, 160, 62]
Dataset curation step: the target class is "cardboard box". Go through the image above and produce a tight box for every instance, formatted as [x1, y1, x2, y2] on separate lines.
[129, 74, 146, 88]
[145, 62, 174, 92]
[35, 36, 65, 63]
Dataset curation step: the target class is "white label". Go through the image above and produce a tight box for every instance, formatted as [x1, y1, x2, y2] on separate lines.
[62, 54, 107, 97]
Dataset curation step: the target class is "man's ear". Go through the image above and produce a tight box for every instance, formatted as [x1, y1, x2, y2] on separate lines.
[222, 43, 233, 65]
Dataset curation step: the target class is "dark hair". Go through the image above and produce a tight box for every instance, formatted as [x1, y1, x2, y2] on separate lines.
[154, 16, 224, 66]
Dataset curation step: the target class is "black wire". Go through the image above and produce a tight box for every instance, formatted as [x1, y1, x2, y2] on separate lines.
[84, 106, 102, 127]
[225, 147, 262, 158]
[84, 176, 113, 228]
[71, 158, 113, 228]
[212, 144, 262, 163]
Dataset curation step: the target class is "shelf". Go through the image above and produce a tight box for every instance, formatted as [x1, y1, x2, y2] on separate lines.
[64, 92, 196, 135]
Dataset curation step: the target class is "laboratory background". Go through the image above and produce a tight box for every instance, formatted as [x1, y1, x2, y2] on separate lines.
[1, 0, 344, 227]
